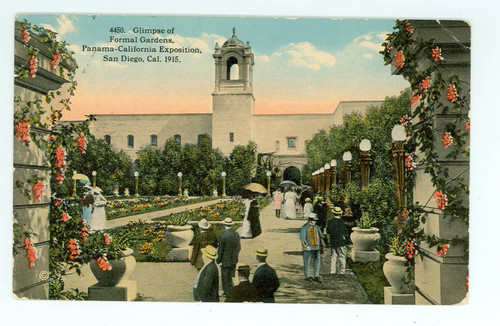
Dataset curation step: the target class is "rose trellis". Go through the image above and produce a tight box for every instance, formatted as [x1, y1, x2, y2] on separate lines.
[380, 20, 469, 287]
[13, 20, 112, 299]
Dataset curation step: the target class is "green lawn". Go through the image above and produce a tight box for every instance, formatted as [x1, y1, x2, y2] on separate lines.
[347, 249, 389, 304]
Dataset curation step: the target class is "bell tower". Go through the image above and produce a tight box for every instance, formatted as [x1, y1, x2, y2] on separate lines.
[212, 27, 255, 155]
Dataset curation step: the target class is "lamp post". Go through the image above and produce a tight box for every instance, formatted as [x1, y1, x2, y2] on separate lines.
[72, 170, 77, 198]
[221, 171, 227, 197]
[177, 172, 183, 197]
[391, 124, 406, 234]
[92, 170, 97, 187]
[342, 151, 352, 186]
[134, 171, 139, 197]
[324, 163, 331, 192]
[330, 159, 337, 187]
[358, 139, 372, 189]
[319, 167, 325, 193]
[266, 170, 272, 195]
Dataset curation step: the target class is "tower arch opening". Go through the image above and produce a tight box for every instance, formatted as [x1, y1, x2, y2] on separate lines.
[226, 56, 239, 80]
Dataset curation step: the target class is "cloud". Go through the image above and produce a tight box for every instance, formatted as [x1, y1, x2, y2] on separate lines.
[104, 62, 126, 69]
[56, 15, 75, 35]
[273, 42, 336, 71]
[257, 55, 270, 62]
[363, 54, 374, 59]
[353, 35, 373, 42]
[377, 32, 390, 40]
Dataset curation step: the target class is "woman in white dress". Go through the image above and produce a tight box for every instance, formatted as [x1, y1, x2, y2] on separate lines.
[284, 189, 297, 220]
[91, 188, 107, 231]
[240, 195, 253, 238]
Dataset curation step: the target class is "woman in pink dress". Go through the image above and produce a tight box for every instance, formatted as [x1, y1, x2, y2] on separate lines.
[273, 190, 283, 218]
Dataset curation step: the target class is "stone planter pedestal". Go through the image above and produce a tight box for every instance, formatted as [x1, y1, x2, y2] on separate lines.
[383, 253, 415, 305]
[165, 225, 194, 262]
[350, 227, 380, 263]
[88, 248, 137, 301]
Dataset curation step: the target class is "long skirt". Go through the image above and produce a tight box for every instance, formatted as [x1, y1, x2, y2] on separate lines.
[284, 199, 296, 219]
[91, 206, 106, 231]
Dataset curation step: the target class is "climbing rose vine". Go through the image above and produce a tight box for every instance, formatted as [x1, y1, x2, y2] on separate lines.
[77, 133, 87, 154]
[31, 181, 44, 204]
[434, 191, 448, 210]
[15, 118, 30, 144]
[24, 238, 37, 268]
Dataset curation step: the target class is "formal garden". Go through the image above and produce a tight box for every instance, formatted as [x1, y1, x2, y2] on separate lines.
[13, 18, 468, 305]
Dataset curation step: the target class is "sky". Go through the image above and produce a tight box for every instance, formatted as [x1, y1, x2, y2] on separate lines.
[18, 14, 409, 120]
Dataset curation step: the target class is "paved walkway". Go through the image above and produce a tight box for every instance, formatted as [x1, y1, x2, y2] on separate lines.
[64, 202, 370, 304]
[105, 197, 232, 229]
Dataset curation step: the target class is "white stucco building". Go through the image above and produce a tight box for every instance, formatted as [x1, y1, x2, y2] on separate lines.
[87, 28, 382, 181]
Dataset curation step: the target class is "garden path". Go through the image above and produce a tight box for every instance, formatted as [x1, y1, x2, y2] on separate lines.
[64, 202, 370, 304]
[104, 197, 233, 229]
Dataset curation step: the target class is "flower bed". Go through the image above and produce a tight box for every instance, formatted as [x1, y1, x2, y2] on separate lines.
[154, 200, 246, 223]
[106, 196, 212, 220]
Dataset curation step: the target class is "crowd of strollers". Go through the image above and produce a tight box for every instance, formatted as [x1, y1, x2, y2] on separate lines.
[78, 184, 350, 303]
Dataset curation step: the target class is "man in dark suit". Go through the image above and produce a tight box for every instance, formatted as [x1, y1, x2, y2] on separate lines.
[252, 247, 280, 303]
[193, 245, 219, 302]
[225, 264, 261, 303]
[216, 217, 241, 296]
[313, 196, 329, 232]
[190, 218, 218, 270]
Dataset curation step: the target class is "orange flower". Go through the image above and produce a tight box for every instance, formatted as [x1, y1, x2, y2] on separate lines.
[431, 47, 444, 61]
[102, 233, 111, 245]
[405, 155, 416, 170]
[434, 191, 447, 210]
[465, 120, 470, 134]
[67, 239, 80, 261]
[77, 133, 87, 155]
[411, 94, 420, 104]
[31, 181, 44, 204]
[436, 244, 450, 256]
[442, 132, 453, 149]
[405, 240, 417, 259]
[403, 21, 414, 35]
[60, 211, 71, 222]
[24, 238, 37, 269]
[50, 52, 60, 70]
[96, 254, 112, 271]
[15, 118, 30, 144]
[21, 24, 30, 45]
[447, 84, 458, 103]
[393, 50, 405, 69]
[419, 76, 431, 91]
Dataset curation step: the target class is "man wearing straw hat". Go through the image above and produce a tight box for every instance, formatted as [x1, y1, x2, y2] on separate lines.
[299, 212, 325, 283]
[225, 264, 261, 303]
[326, 207, 349, 275]
[190, 218, 218, 271]
[193, 245, 219, 302]
[252, 247, 280, 303]
[217, 217, 241, 296]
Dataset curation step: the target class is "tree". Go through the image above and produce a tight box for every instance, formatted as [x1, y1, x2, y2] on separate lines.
[225, 142, 257, 195]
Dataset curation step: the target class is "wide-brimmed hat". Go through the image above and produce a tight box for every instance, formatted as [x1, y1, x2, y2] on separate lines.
[332, 207, 342, 215]
[308, 213, 318, 220]
[93, 187, 102, 194]
[305, 198, 311, 203]
[237, 264, 252, 272]
[198, 218, 211, 230]
[201, 245, 217, 260]
[223, 217, 234, 226]
[83, 185, 93, 190]
[255, 247, 268, 257]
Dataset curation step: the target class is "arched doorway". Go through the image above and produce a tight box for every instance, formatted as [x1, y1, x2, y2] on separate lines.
[283, 166, 301, 186]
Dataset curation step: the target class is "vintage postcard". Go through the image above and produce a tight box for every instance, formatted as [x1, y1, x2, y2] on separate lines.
[12, 13, 470, 310]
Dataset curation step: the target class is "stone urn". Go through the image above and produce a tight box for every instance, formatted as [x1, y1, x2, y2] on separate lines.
[383, 253, 412, 294]
[350, 227, 381, 251]
[90, 248, 136, 287]
[165, 225, 194, 248]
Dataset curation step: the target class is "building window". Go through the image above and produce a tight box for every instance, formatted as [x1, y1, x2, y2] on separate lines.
[150, 135, 158, 147]
[287, 137, 296, 149]
[174, 134, 181, 144]
[197, 134, 204, 146]
[104, 135, 111, 145]
[127, 135, 134, 148]
[229, 132, 234, 142]
[275, 140, 280, 151]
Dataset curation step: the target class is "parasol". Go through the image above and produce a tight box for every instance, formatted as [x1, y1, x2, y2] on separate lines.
[279, 180, 297, 188]
[244, 183, 268, 194]
[72, 173, 90, 183]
